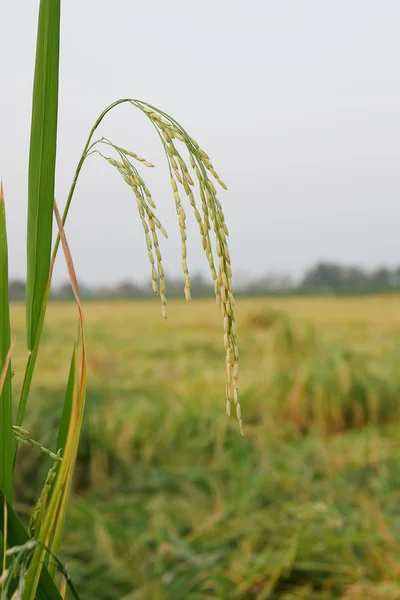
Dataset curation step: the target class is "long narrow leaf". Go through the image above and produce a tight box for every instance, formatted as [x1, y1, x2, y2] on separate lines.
[42, 342, 76, 573]
[47, 202, 87, 577]
[47, 344, 79, 578]
[57, 347, 76, 454]
[0, 183, 13, 503]
[22, 347, 79, 599]
[26, 0, 60, 351]
[15, 276, 51, 437]
[0, 342, 14, 399]
[23, 203, 87, 598]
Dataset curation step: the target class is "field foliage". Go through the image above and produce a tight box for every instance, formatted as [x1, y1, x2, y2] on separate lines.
[10, 295, 400, 599]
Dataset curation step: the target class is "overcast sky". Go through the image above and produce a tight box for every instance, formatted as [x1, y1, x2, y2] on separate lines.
[1, 1, 400, 286]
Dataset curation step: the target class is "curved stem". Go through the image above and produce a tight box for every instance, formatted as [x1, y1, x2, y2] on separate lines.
[15, 95, 227, 438]
[15, 98, 132, 437]
[51, 98, 133, 261]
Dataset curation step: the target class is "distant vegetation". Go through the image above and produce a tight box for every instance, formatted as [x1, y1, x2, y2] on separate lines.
[9, 261, 400, 300]
[11, 296, 400, 599]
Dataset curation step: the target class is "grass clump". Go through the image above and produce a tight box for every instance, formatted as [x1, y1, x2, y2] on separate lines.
[9, 297, 400, 599]
[270, 317, 400, 435]
[246, 307, 285, 330]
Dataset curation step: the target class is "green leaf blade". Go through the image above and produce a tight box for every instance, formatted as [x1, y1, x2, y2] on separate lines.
[0, 183, 13, 504]
[26, 0, 60, 351]
[57, 345, 76, 453]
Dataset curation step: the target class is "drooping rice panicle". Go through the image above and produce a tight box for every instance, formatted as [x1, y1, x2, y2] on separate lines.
[99, 143, 167, 309]
[83, 101, 242, 433]
[130, 101, 241, 433]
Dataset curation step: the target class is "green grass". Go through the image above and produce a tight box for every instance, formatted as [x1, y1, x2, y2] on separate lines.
[269, 315, 400, 434]
[9, 296, 400, 599]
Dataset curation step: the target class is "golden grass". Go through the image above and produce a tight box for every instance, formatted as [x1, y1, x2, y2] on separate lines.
[10, 294, 400, 599]
[9, 294, 400, 406]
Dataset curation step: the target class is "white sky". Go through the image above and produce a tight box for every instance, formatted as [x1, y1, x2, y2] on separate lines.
[1, 1, 400, 285]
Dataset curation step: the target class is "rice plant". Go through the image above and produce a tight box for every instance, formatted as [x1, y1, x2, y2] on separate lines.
[0, 1, 240, 597]
[270, 316, 400, 435]
[8, 298, 400, 600]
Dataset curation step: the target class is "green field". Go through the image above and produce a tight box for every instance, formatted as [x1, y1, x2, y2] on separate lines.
[10, 295, 400, 599]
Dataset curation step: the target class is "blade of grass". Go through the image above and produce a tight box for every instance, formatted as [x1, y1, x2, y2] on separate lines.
[0, 183, 13, 504]
[14, 276, 51, 442]
[40, 341, 76, 574]
[56, 347, 76, 454]
[26, 0, 60, 351]
[22, 345, 81, 599]
[0, 342, 15, 399]
[46, 344, 80, 579]
[23, 201, 87, 599]
[47, 201, 87, 573]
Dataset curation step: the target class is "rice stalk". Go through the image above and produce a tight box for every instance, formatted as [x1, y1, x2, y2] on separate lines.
[76, 100, 242, 432]
[0, 183, 13, 503]
[19, 94, 241, 432]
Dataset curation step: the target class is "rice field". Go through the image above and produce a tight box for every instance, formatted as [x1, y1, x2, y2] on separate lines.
[10, 295, 400, 599]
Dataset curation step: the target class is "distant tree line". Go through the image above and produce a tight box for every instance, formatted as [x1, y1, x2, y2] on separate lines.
[8, 262, 400, 301]
[299, 262, 400, 292]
